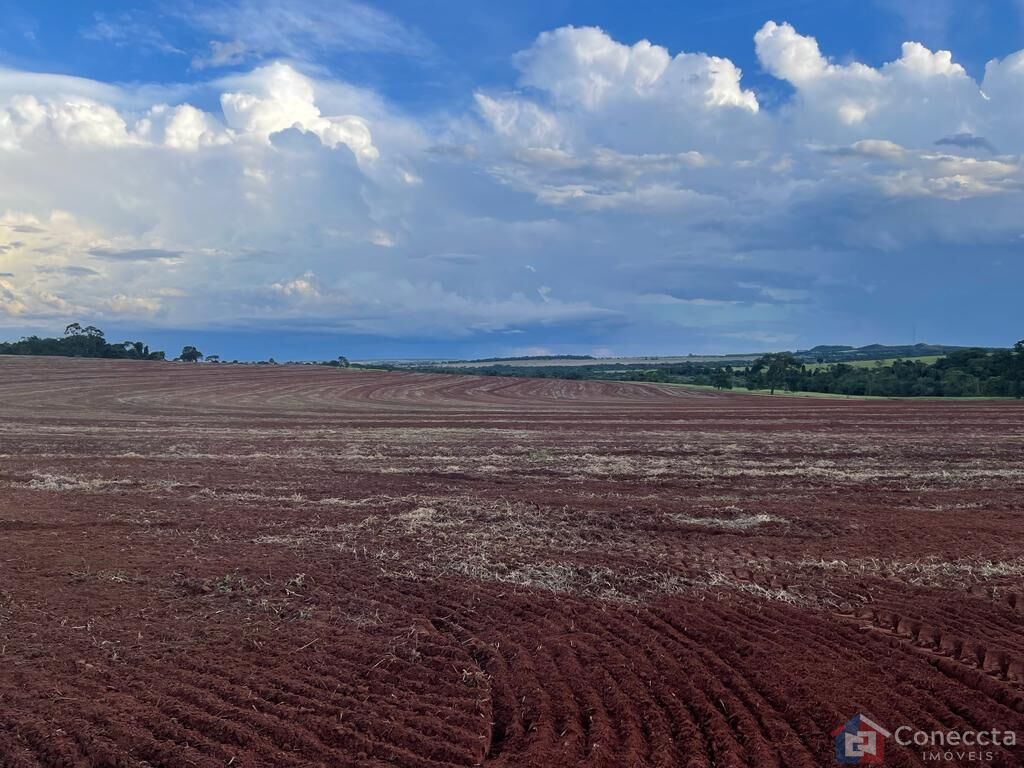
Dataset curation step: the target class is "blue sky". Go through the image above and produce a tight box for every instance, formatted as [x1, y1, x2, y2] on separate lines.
[0, 0, 1022, 360]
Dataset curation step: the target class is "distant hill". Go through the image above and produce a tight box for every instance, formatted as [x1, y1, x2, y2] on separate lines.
[796, 343, 989, 363]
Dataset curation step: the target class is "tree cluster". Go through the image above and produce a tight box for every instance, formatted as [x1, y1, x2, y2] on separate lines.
[755, 345, 1024, 397]
[0, 323, 165, 360]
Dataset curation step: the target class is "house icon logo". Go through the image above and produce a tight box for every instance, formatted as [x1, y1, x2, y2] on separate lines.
[832, 714, 891, 764]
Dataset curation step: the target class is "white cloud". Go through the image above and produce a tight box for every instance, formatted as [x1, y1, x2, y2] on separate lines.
[369, 230, 395, 247]
[472, 24, 764, 175]
[0, 94, 138, 149]
[891, 41, 964, 78]
[220, 63, 379, 160]
[0, 276, 27, 316]
[149, 104, 233, 150]
[104, 293, 163, 315]
[271, 271, 321, 299]
[474, 93, 564, 149]
[0, 62, 378, 160]
[848, 139, 907, 159]
[754, 20, 837, 86]
[754, 21, 981, 142]
[534, 182, 710, 211]
[754, 22, 966, 85]
[515, 26, 757, 113]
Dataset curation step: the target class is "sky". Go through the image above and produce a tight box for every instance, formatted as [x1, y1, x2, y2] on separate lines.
[0, 0, 1022, 361]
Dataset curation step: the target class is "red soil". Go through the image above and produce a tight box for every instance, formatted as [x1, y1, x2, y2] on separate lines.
[1, 356, 1023, 766]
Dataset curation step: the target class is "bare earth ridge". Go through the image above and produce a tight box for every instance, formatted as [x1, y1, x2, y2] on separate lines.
[1, 356, 1024, 767]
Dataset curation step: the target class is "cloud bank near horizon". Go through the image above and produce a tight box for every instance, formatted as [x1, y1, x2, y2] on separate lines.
[1, 14, 1022, 354]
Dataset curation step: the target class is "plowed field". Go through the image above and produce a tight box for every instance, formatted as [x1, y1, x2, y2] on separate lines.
[2, 356, 1023, 767]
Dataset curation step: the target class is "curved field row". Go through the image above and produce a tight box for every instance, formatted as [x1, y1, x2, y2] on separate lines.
[0, 357, 720, 419]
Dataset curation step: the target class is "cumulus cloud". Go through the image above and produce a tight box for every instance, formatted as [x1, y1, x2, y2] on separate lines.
[0, 62, 378, 160]
[515, 26, 757, 113]
[142, 104, 233, 150]
[754, 20, 837, 85]
[754, 20, 980, 143]
[0, 94, 138, 149]
[221, 63, 378, 160]
[469, 26, 762, 214]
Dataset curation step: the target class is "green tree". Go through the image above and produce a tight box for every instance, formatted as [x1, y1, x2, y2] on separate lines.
[1013, 340, 1024, 398]
[942, 369, 980, 396]
[121, 341, 146, 359]
[61, 323, 107, 356]
[753, 352, 803, 394]
[179, 345, 203, 363]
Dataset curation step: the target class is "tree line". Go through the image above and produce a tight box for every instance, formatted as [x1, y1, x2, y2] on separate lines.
[0, 324, 221, 364]
[744, 345, 1024, 397]
[0, 323, 166, 360]
[0, 324, 364, 366]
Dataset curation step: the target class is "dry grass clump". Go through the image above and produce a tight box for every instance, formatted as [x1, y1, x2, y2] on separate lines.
[255, 498, 667, 599]
[796, 556, 1024, 587]
[437, 557, 628, 600]
[338, 498, 610, 552]
[67, 568, 140, 584]
[706, 571, 809, 605]
[391, 506, 462, 530]
[669, 510, 787, 530]
[434, 555, 811, 605]
[251, 497, 812, 603]
[193, 487, 308, 504]
[432, 555, 718, 603]
[26, 473, 130, 492]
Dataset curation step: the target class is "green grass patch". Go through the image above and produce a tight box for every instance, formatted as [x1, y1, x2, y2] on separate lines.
[802, 355, 941, 371]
